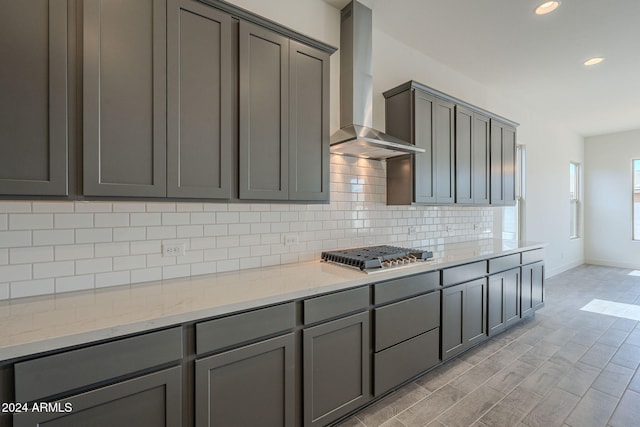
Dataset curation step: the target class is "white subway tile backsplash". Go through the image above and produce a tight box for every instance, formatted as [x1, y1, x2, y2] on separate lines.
[9, 213, 53, 230]
[0, 264, 31, 282]
[76, 228, 113, 244]
[55, 213, 93, 229]
[113, 227, 146, 242]
[96, 271, 130, 288]
[76, 258, 112, 275]
[11, 278, 54, 298]
[0, 156, 497, 299]
[10, 246, 54, 264]
[55, 244, 94, 261]
[34, 261, 75, 279]
[95, 213, 129, 228]
[56, 275, 95, 293]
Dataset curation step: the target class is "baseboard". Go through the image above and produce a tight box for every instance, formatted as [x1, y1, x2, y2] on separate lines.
[546, 260, 584, 278]
[584, 258, 640, 270]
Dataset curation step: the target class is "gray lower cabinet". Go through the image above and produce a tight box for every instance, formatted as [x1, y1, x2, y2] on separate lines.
[488, 268, 521, 336]
[195, 333, 295, 427]
[0, 0, 69, 196]
[14, 367, 182, 427]
[83, 0, 167, 197]
[490, 119, 517, 205]
[385, 87, 455, 204]
[456, 106, 490, 205]
[441, 278, 487, 360]
[303, 311, 370, 427]
[521, 261, 545, 317]
[166, 0, 232, 198]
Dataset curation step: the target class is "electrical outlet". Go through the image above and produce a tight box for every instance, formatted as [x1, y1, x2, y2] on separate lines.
[283, 233, 299, 246]
[408, 226, 418, 235]
[163, 244, 185, 257]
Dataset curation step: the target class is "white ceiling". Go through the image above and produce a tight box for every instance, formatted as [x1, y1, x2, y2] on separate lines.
[324, 0, 640, 137]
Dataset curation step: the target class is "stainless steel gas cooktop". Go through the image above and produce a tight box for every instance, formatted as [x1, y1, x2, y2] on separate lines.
[321, 245, 433, 273]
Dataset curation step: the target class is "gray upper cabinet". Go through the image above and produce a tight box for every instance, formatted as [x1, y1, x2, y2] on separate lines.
[490, 119, 517, 205]
[455, 106, 490, 205]
[0, 0, 69, 196]
[166, 0, 232, 199]
[289, 41, 330, 202]
[239, 21, 289, 200]
[83, 0, 167, 197]
[385, 88, 454, 204]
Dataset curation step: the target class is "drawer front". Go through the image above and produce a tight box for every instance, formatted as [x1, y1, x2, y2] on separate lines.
[442, 261, 486, 286]
[488, 254, 520, 274]
[15, 327, 183, 402]
[374, 271, 439, 305]
[522, 249, 544, 265]
[303, 286, 369, 325]
[374, 328, 440, 396]
[374, 291, 440, 352]
[196, 302, 296, 355]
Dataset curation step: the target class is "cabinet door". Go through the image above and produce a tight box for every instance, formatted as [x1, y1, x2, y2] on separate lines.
[455, 106, 473, 204]
[14, 367, 182, 427]
[303, 312, 370, 427]
[503, 125, 517, 205]
[490, 120, 504, 205]
[473, 113, 491, 205]
[464, 278, 487, 347]
[412, 91, 436, 203]
[504, 268, 521, 327]
[488, 269, 520, 336]
[239, 21, 289, 200]
[434, 98, 456, 203]
[195, 334, 295, 427]
[531, 262, 545, 310]
[167, 0, 232, 199]
[441, 283, 465, 360]
[520, 264, 534, 318]
[83, 0, 167, 197]
[289, 41, 330, 202]
[0, 0, 68, 196]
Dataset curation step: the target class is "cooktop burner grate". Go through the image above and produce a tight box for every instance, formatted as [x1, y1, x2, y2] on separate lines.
[321, 245, 433, 271]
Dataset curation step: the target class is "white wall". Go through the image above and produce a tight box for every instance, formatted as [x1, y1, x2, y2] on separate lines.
[584, 129, 640, 269]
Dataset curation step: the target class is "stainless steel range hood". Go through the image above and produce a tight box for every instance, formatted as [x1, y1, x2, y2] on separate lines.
[330, 1, 424, 159]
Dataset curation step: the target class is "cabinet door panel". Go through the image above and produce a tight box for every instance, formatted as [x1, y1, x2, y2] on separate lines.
[14, 367, 182, 427]
[503, 125, 517, 205]
[472, 113, 491, 204]
[464, 278, 487, 346]
[195, 334, 295, 427]
[239, 21, 289, 200]
[83, 0, 166, 196]
[289, 41, 330, 201]
[490, 121, 504, 205]
[413, 91, 436, 203]
[520, 265, 535, 318]
[441, 283, 465, 360]
[532, 262, 545, 310]
[455, 106, 473, 204]
[488, 274, 506, 335]
[504, 269, 520, 327]
[303, 312, 370, 427]
[167, 0, 231, 198]
[434, 99, 455, 203]
[0, 0, 68, 196]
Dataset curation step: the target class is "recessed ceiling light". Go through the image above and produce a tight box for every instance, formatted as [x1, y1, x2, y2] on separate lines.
[584, 57, 604, 66]
[535, 1, 560, 15]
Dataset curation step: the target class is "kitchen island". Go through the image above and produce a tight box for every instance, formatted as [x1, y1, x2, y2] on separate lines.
[0, 239, 545, 427]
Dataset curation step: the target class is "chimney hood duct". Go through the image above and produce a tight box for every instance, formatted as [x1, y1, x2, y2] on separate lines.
[330, 1, 424, 159]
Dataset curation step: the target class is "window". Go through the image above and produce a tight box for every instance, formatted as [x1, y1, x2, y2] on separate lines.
[634, 159, 640, 241]
[570, 162, 580, 238]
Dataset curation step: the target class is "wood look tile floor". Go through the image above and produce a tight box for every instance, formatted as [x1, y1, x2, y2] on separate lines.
[336, 265, 640, 427]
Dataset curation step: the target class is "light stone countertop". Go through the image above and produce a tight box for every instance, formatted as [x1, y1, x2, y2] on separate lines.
[0, 239, 545, 363]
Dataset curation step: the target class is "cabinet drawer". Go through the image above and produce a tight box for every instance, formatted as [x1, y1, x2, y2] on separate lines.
[15, 327, 183, 402]
[373, 271, 439, 305]
[521, 249, 544, 265]
[374, 328, 440, 396]
[488, 254, 520, 274]
[374, 291, 439, 351]
[303, 286, 369, 325]
[442, 261, 486, 286]
[196, 302, 295, 355]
